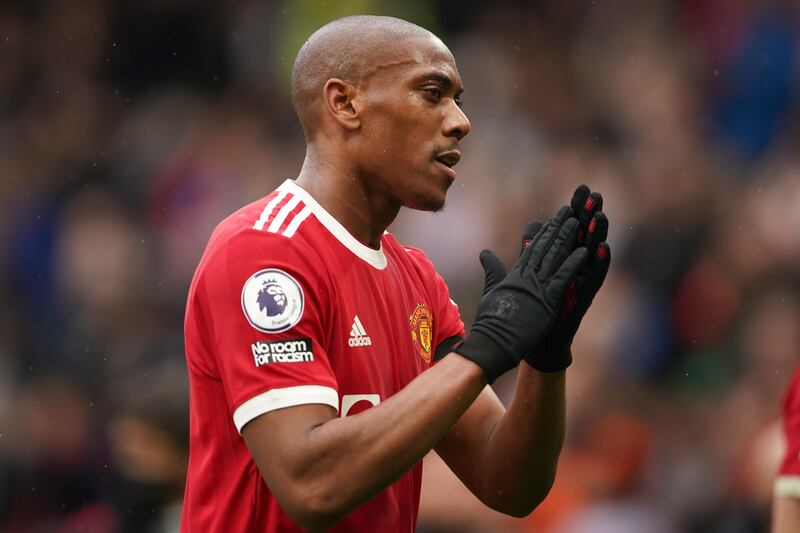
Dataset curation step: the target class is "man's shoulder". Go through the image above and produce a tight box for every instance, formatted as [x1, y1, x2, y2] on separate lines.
[197, 186, 327, 277]
[383, 232, 438, 273]
[784, 366, 800, 413]
[210, 188, 288, 242]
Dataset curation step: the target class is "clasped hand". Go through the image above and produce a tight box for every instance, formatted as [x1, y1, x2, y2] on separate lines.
[454, 185, 611, 382]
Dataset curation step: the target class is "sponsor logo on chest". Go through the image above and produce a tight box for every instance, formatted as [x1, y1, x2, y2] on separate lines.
[348, 315, 372, 347]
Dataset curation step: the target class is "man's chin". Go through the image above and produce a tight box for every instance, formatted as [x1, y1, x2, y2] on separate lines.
[403, 178, 452, 212]
[405, 189, 447, 213]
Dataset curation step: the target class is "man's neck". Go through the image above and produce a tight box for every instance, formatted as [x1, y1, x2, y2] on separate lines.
[295, 150, 400, 249]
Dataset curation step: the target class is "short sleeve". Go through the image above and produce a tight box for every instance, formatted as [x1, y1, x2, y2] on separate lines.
[199, 230, 338, 433]
[432, 267, 465, 350]
[401, 245, 465, 361]
[776, 368, 800, 497]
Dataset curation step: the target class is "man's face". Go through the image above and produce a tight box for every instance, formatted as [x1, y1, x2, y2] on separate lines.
[353, 35, 471, 212]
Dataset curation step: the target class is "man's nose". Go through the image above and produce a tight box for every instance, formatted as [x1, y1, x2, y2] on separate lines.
[443, 100, 470, 140]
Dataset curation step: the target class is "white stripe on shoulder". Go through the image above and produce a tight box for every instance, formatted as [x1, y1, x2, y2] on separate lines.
[282, 205, 312, 237]
[267, 195, 303, 233]
[278, 180, 387, 269]
[253, 190, 289, 230]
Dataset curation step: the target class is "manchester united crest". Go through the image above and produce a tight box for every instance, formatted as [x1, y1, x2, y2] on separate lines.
[409, 303, 433, 363]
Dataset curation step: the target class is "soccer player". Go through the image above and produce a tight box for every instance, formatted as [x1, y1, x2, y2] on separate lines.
[773, 367, 800, 532]
[181, 15, 611, 533]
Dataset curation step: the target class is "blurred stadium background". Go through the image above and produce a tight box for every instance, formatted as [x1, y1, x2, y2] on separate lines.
[2, 0, 800, 531]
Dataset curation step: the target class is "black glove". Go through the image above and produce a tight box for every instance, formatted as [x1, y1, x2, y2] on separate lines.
[521, 186, 612, 372]
[454, 206, 588, 383]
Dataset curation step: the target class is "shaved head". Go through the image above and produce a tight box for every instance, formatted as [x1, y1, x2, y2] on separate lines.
[290, 15, 469, 216]
[291, 15, 441, 139]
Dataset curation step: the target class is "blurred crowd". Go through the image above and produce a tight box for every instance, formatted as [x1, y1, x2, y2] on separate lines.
[1, 0, 799, 532]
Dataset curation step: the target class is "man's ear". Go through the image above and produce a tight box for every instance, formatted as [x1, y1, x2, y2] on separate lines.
[323, 78, 361, 131]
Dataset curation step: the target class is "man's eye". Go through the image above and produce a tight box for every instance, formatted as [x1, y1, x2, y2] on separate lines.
[454, 97, 463, 108]
[425, 88, 443, 100]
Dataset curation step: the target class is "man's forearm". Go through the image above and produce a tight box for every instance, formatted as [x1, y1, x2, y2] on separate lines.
[773, 495, 800, 533]
[478, 363, 566, 515]
[276, 353, 486, 530]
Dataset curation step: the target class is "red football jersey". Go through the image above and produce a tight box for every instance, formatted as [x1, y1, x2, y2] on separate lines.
[181, 179, 465, 532]
[777, 367, 800, 498]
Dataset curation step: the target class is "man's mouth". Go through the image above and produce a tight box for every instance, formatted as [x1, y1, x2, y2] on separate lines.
[434, 150, 461, 169]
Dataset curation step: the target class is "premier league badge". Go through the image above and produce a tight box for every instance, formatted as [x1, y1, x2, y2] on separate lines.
[242, 269, 304, 333]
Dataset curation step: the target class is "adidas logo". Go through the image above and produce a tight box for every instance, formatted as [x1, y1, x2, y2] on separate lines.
[348, 315, 372, 347]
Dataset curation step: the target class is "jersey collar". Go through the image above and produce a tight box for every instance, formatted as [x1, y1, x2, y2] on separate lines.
[278, 180, 388, 270]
